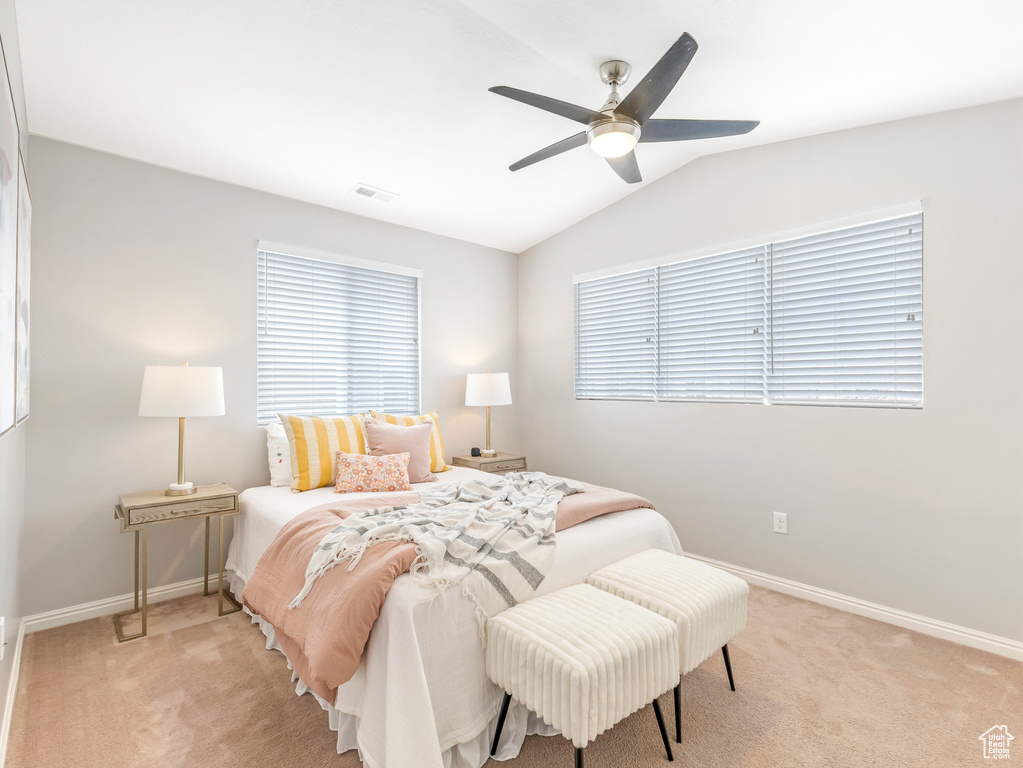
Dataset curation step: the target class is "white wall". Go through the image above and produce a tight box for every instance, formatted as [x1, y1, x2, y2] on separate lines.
[0, 0, 28, 735]
[0, 428, 24, 725]
[21, 137, 519, 616]
[518, 98, 1023, 642]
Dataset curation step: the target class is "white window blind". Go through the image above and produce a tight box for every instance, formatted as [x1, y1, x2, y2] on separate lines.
[574, 211, 923, 407]
[658, 246, 767, 401]
[575, 268, 657, 399]
[767, 213, 923, 405]
[257, 248, 420, 423]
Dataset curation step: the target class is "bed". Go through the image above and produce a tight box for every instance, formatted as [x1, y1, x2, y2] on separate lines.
[225, 466, 683, 768]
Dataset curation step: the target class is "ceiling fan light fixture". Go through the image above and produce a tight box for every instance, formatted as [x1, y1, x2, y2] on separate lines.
[586, 119, 641, 158]
[491, 33, 758, 183]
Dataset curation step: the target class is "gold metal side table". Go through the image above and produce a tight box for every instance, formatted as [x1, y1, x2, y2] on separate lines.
[113, 483, 241, 642]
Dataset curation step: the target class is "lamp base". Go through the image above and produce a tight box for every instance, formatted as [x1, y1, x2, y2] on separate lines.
[166, 481, 198, 497]
[480, 449, 497, 458]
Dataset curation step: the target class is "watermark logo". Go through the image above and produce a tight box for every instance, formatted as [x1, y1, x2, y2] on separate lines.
[979, 725, 1014, 760]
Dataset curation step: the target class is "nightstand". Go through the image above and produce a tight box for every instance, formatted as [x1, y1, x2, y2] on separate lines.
[113, 482, 240, 642]
[451, 452, 527, 475]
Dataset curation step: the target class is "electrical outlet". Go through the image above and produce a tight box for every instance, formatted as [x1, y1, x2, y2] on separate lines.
[773, 511, 788, 535]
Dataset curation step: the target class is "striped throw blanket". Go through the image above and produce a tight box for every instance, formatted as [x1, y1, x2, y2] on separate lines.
[288, 472, 583, 623]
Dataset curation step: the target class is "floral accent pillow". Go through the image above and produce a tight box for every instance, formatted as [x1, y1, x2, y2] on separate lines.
[335, 451, 412, 494]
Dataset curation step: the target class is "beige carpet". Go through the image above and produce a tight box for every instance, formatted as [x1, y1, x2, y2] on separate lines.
[6, 585, 1021, 767]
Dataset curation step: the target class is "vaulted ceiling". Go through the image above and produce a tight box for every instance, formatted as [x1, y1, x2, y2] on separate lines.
[15, 0, 1023, 253]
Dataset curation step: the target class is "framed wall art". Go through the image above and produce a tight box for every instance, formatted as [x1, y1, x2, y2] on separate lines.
[16, 149, 29, 423]
[0, 50, 18, 437]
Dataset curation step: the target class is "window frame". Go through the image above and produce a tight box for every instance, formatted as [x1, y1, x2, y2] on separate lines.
[573, 204, 923, 409]
[256, 241, 423, 424]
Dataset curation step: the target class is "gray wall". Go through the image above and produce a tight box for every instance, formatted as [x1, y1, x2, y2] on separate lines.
[13, 85, 1023, 649]
[518, 98, 1023, 642]
[0, 0, 28, 727]
[21, 137, 519, 616]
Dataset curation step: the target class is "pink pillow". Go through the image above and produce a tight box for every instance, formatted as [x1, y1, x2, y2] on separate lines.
[335, 451, 412, 494]
[363, 418, 436, 484]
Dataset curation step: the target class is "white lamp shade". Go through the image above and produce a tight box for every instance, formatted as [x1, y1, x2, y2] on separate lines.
[138, 365, 225, 417]
[465, 372, 512, 407]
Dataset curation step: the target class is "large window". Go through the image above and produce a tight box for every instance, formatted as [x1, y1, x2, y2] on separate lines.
[257, 244, 421, 424]
[575, 210, 923, 407]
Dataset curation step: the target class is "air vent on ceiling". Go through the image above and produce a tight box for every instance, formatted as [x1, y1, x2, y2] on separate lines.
[351, 183, 399, 203]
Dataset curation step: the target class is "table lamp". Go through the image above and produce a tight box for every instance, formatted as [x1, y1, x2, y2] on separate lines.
[139, 363, 225, 496]
[465, 372, 511, 458]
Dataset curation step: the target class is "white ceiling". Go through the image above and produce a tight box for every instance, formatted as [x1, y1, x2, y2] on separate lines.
[14, 0, 1023, 253]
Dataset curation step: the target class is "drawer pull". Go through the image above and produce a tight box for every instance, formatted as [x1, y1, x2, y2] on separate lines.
[489, 461, 525, 472]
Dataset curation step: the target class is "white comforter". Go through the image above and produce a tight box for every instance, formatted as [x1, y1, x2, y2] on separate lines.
[225, 467, 683, 768]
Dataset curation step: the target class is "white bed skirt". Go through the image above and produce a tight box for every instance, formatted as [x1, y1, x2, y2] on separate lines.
[229, 572, 559, 767]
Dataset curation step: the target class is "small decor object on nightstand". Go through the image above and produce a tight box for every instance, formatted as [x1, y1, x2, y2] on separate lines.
[138, 363, 225, 496]
[465, 371, 511, 458]
[452, 452, 526, 476]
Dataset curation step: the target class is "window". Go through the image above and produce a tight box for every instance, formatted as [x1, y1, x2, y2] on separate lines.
[574, 210, 923, 407]
[257, 244, 421, 424]
[767, 217, 923, 404]
[657, 246, 767, 402]
[575, 268, 657, 400]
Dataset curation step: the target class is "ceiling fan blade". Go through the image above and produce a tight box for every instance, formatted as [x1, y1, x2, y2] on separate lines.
[509, 132, 587, 171]
[640, 118, 760, 143]
[616, 33, 698, 125]
[606, 151, 642, 184]
[489, 86, 606, 125]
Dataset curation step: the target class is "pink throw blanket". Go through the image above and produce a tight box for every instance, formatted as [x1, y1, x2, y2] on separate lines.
[241, 482, 653, 702]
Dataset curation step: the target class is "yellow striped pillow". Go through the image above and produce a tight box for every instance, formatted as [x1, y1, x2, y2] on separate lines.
[278, 413, 367, 492]
[368, 410, 448, 472]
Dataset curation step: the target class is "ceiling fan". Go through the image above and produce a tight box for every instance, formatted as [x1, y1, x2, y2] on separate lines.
[489, 33, 759, 184]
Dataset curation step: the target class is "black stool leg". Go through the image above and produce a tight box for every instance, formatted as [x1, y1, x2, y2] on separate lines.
[490, 692, 512, 756]
[652, 698, 674, 761]
[575, 747, 584, 768]
[673, 681, 682, 743]
[722, 644, 736, 692]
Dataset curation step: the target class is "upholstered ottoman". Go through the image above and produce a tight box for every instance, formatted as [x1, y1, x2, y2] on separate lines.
[486, 583, 679, 766]
[586, 549, 749, 742]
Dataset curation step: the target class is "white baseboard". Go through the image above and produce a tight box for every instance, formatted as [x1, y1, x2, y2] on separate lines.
[686, 553, 1023, 662]
[0, 618, 25, 768]
[21, 576, 208, 635]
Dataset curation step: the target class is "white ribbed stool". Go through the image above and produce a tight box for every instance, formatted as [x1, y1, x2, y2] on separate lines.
[586, 549, 749, 743]
[485, 583, 680, 767]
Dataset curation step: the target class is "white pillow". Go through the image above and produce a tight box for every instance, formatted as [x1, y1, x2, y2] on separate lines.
[265, 421, 292, 487]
